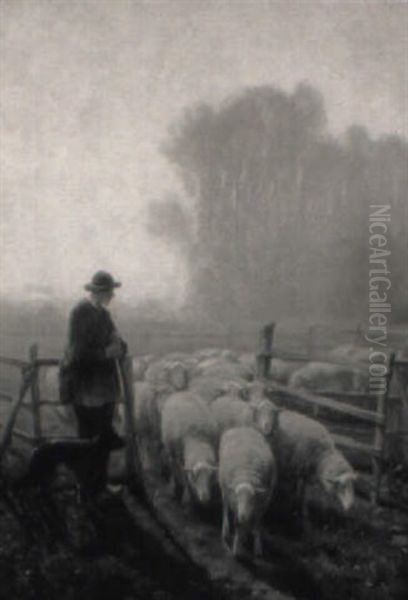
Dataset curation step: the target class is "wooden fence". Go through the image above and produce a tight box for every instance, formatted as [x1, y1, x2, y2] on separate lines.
[0, 344, 139, 488]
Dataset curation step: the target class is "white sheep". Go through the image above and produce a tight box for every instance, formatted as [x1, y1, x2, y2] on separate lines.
[219, 426, 277, 559]
[164, 351, 191, 361]
[247, 384, 279, 436]
[270, 409, 357, 523]
[145, 359, 189, 393]
[270, 358, 298, 385]
[190, 374, 250, 404]
[160, 391, 218, 506]
[210, 394, 254, 438]
[220, 349, 239, 362]
[194, 348, 223, 360]
[328, 344, 370, 365]
[289, 361, 364, 393]
[163, 352, 199, 374]
[132, 381, 161, 470]
[193, 357, 254, 382]
[131, 356, 150, 381]
[238, 352, 256, 370]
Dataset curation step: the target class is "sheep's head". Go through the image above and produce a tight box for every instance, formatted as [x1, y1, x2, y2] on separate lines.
[185, 461, 217, 505]
[318, 452, 357, 511]
[251, 398, 279, 436]
[169, 362, 189, 391]
[233, 482, 265, 526]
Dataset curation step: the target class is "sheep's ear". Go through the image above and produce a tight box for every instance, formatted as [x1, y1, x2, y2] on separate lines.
[335, 472, 357, 485]
[255, 486, 267, 493]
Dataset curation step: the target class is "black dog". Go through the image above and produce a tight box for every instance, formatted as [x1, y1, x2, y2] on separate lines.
[21, 431, 124, 490]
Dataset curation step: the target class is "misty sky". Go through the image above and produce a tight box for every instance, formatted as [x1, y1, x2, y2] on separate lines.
[1, 0, 407, 305]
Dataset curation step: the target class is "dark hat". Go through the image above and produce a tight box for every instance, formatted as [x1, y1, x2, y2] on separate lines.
[84, 271, 122, 292]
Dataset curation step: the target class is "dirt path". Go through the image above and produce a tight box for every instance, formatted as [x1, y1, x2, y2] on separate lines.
[0, 485, 221, 600]
[136, 470, 408, 600]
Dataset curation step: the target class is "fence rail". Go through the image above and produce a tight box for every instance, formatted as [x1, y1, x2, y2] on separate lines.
[332, 433, 381, 458]
[0, 355, 29, 368]
[267, 381, 386, 426]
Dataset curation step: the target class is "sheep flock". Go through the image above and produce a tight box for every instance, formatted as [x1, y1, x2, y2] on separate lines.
[121, 348, 357, 560]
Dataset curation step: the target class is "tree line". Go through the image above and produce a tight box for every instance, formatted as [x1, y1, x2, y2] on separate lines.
[148, 83, 408, 327]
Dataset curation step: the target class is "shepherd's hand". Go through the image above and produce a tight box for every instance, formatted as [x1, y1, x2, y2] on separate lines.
[105, 340, 124, 359]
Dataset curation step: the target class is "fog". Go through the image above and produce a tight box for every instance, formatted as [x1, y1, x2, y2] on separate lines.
[1, 1, 407, 329]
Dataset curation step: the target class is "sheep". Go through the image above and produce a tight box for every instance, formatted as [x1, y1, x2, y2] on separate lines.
[328, 344, 370, 366]
[219, 426, 277, 559]
[194, 348, 224, 360]
[327, 345, 371, 391]
[193, 357, 254, 382]
[145, 359, 189, 393]
[269, 409, 356, 525]
[238, 352, 256, 370]
[238, 354, 297, 384]
[247, 384, 279, 436]
[160, 391, 218, 507]
[210, 394, 254, 438]
[190, 374, 250, 404]
[131, 356, 150, 381]
[163, 351, 191, 362]
[270, 358, 298, 385]
[289, 361, 364, 393]
[164, 353, 199, 375]
[132, 381, 161, 470]
[220, 349, 239, 362]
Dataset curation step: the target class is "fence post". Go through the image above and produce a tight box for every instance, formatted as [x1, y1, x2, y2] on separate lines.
[29, 344, 42, 445]
[395, 361, 408, 465]
[0, 364, 33, 461]
[371, 351, 395, 505]
[256, 323, 275, 379]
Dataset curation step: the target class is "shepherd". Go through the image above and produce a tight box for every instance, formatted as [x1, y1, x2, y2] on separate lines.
[59, 270, 127, 502]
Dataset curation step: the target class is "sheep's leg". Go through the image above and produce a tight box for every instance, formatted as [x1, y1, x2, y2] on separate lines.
[222, 500, 231, 549]
[300, 483, 312, 534]
[168, 453, 183, 501]
[254, 527, 263, 558]
[149, 439, 162, 475]
[295, 477, 305, 509]
[173, 462, 184, 502]
[232, 518, 248, 559]
[232, 529, 242, 557]
[181, 477, 192, 505]
[159, 446, 171, 480]
[295, 477, 307, 525]
[139, 438, 150, 470]
[143, 430, 156, 471]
